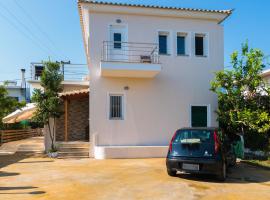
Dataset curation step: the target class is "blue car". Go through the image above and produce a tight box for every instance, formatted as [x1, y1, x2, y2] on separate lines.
[166, 127, 236, 181]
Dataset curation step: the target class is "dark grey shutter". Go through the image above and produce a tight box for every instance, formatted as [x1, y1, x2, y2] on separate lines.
[177, 36, 185, 55]
[159, 35, 167, 54]
[195, 36, 204, 56]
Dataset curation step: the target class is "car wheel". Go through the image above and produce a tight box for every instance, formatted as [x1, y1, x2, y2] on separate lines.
[230, 155, 237, 167]
[217, 162, 226, 182]
[167, 168, 177, 177]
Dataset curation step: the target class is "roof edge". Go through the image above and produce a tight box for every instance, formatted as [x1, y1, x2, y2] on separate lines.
[78, 0, 233, 15]
[262, 68, 270, 77]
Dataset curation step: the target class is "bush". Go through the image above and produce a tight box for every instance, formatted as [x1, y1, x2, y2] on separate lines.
[244, 131, 269, 151]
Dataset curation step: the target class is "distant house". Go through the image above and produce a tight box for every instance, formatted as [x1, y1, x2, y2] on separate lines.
[262, 69, 270, 85]
[1, 69, 30, 102]
[77, 0, 232, 159]
[28, 62, 89, 92]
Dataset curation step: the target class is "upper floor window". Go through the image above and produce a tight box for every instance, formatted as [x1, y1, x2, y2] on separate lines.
[177, 33, 187, 55]
[113, 33, 122, 49]
[158, 31, 170, 55]
[195, 34, 206, 56]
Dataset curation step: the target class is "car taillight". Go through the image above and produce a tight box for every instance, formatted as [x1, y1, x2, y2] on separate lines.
[214, 131, 220, 154]
[169, 131, 177, 153]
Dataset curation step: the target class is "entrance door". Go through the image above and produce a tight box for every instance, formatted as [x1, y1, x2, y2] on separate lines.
[109, 25, 128, 62]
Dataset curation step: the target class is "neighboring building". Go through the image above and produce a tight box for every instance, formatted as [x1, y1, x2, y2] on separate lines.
[76, 1, 232, 159]
[28, 62, 89, 92]
[1, 69, 30, 102]
[262, 68, 270, 85]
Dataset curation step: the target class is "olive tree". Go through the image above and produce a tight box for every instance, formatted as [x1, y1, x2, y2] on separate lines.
[32, 61, 63, 151]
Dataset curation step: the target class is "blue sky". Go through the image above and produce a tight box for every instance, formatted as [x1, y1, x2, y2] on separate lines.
[0, 0, 269, 82]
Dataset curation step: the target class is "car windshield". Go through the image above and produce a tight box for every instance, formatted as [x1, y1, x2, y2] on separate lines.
[174, 130, 213, 144]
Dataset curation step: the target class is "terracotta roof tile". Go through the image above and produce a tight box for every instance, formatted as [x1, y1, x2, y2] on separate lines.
[79, 0, 232, 14]
[59, 89, 89, 97]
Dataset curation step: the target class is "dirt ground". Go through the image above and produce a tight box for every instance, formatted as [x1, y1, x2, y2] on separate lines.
[0, 137, 44, 155]
[0, 153, 270, 200]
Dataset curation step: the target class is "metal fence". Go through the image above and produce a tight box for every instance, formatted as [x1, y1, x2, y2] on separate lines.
[30, 63, 89, 81]
[102, 41, 160, 64]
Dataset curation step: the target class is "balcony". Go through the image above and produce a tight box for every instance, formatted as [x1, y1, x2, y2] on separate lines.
[101, 41, 161, 78]
[28, 62, 89, 89]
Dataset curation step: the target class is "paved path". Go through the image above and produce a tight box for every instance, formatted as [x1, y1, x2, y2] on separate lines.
[0, 136, 44, 155]
[0, 155, 269, 200]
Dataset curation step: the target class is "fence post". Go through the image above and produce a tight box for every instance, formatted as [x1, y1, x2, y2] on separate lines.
[0, 130, 3, 145]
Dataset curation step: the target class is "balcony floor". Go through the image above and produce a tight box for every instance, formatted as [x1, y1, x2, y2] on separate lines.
[100, 61, 161, 78]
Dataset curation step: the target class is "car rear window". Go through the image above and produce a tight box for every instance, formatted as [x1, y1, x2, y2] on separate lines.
[174, 130, 213, 144]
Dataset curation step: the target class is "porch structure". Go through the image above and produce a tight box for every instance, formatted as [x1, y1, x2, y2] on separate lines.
[56, 89, 89, 142]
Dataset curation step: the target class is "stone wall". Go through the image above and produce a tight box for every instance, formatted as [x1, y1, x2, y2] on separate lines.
[56, 97, 89, 141]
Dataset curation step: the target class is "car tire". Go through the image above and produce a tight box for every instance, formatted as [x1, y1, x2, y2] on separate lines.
[167, 168, 177, 177]
[217, 162, 226, 182]
[230, 155, 237, 167]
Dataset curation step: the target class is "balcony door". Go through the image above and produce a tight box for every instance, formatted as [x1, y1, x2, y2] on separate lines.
[109, 25, 128, 62]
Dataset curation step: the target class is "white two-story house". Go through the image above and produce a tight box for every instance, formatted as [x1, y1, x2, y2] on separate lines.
[78, 0, 232, 159]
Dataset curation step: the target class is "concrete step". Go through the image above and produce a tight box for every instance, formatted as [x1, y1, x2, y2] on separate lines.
[57, 151, 89, 157]
[57, 155, 89, 159]
[57, 147, 89, 152]
[18, 146, 44, 149]
[17, 149, 44, 152]
[18, 145, 43, 148]
[57, 143, 89, 148]
[56, 141, 90, 158]
[17, 144, 44, 153]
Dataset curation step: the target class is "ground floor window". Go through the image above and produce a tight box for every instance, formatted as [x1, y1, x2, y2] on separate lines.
[109, 94, 124, 120]
[191, 105, 208, 127]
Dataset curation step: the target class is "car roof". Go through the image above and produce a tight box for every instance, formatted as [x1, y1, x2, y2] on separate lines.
[178, 127, 219, 131]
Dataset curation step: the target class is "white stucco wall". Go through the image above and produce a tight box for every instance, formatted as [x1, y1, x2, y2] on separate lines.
[82, 5, 225, 157]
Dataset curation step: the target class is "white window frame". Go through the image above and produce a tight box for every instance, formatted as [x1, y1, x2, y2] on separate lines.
[176, 31, 190, 56]
[189, 104, 211, 127]
[107, 92, 126, 120]
[193, 32, 209, 58]
[157, 30, 172, 56]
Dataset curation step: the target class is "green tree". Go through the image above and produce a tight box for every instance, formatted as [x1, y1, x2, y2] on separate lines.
[0, 84, 25, 129]
[32, 61, 63, 151]
[211, 42, 270, 150]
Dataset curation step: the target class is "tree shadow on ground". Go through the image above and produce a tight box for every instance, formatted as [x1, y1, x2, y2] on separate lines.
[0, 171, 20, 177]
[0, 151, 49, 196]
[0, 152, 49, 169]
[0, 186, 38, 190]
[176, 162, 270, 184]
[0, 186, 45, 195]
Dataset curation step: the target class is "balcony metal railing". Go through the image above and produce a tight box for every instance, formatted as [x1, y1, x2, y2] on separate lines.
[101, 41, 160, 64]
[30, 63, 89, 81]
